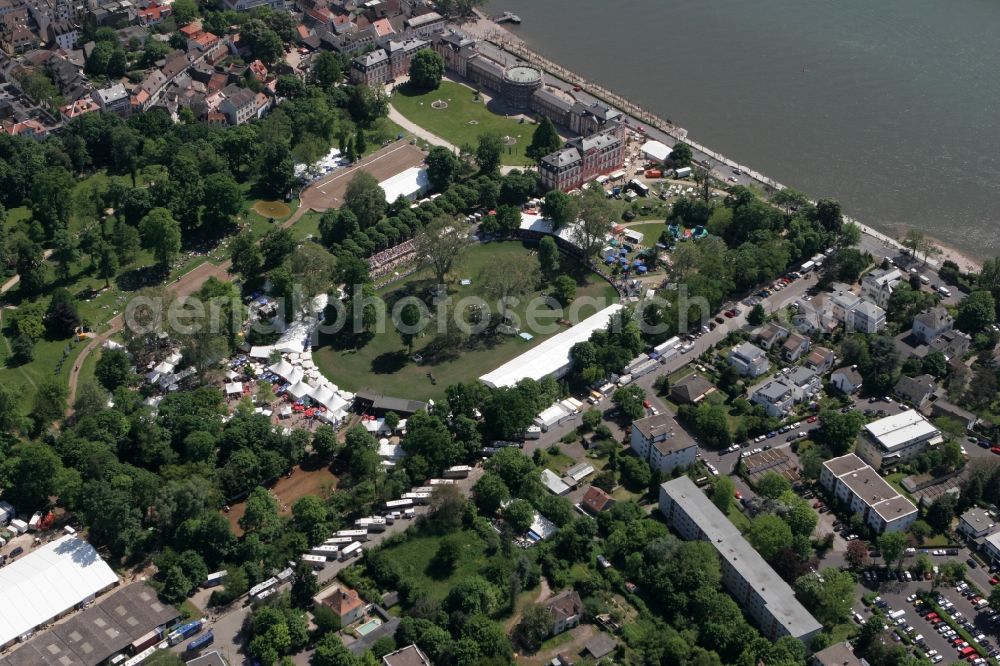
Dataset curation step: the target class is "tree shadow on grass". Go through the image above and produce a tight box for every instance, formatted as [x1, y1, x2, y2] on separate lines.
[370, 350, 409, 375]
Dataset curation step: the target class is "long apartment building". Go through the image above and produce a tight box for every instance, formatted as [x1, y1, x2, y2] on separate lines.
[819, 453, 917, 534]
[658, 476, 822, 643]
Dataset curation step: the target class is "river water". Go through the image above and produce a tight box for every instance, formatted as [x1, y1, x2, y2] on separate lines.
[484, 0, 1000, 260]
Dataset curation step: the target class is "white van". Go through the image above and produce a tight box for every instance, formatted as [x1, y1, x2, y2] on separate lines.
[937, 285, 952, 298]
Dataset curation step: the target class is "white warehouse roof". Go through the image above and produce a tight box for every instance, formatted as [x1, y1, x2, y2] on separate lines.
[640, 139, 672, 162]
[380, 166, 430, 203]
[864, 409, 940, 451]
[480, 304, 624, 389]
[0, 536, 118, 647]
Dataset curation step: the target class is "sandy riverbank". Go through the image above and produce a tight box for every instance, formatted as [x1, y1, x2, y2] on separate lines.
[466, 13, 985, 276]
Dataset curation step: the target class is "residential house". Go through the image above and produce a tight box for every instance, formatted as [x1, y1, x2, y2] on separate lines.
[930, 329, 971, 361]
[861, 268, 903, 309]
[804, 346, 836, 374]
[91, 82, 129, 116]
[751, 379, 795, 418]
[786, 366, 821, 402]
[985, 532, 1000, 566]
[545, 590, 583, 635]
[670, 374, 716, 405]
[324, 586, 367, 626]
[382, 645, 431, 666]
[756, 323, 789, 351]
[893, 374, 936, 408]
[820, 453, 918, 534]
[850, 300, 886, 334]
[855, 409, 942, 469]
[828, 287, 862, 324]
[727, 342, 770, 378]
[630, 411, 698, 473]
[924, 398, 977, 432]
[247, 59, 267, 82]
[830, 366, 863, 395]
[3, 22, 36, 53]
[46, 20, 78, 50]
[781, 332, 810, 363]
[958, 507, 995, 540]
[371, 17, 393, 38]
[136, 1, 169, 25]
[912, 306, 954, 345]
[59, 95, 98, 119]
[219, 85, 256, 125]
[580, 486, 614, 514]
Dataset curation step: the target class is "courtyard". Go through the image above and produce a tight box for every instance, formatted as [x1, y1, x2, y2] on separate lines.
[391, 81, 534, 166]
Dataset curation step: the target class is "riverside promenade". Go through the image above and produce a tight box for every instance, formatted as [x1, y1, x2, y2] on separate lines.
[461, 13, 972, 272]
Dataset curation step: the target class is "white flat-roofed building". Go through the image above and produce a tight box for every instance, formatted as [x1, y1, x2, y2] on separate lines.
[658, 477, 822, 643]
[819, 453, 917, 534]
[959, 507, 996, 539]
[630, 412, 697, 473]
[379, 167, 431, 203]
[727, 342, 769, 377]
[983, 532, 1000, 564]
[856, 409, 942, 469]
[540, 469, 571, 496]
[0, 536, 119, 649]
[480, 304, 623, 388]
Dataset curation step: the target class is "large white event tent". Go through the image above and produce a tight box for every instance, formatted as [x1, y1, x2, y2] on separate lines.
[479, 304, 624, 389]
[0, 536, 118, 648]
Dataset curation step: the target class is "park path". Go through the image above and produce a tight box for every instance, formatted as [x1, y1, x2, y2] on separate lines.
[0, 249, 54, 295]
[387, 104, 460, 153]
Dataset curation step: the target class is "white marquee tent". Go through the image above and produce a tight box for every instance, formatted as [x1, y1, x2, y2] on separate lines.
[640, 139, 672, 163]
[288, 380, 314, 400]
[0, 536, 118, 648]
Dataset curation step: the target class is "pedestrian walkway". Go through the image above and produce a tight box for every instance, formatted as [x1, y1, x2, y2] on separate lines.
[387, 105, 459, 153]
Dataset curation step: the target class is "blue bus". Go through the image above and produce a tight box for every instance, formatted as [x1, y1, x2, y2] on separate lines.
[167, 620, 203, 646]
[186, 630, 214, 653]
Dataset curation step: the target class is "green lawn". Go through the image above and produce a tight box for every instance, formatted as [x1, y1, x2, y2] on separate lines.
[626, 221, 669, 246]
[0, 316, 88, 413]
[376, 529, 488, 603]
[727, 503, 752, 531]
[391, 81, 534, 166]
[291, 211, 323, 241]
[314, 241, 618, 401]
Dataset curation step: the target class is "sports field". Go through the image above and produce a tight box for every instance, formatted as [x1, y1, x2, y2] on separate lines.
[314, 241, 618, 401]
[300, 141, 426, 212]
[391, 82, 534, 166]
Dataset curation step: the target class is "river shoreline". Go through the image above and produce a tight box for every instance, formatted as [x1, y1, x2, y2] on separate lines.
[462, 12, 984, 274]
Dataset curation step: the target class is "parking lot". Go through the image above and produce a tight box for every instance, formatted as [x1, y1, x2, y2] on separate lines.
[857, 563, 1000, 664]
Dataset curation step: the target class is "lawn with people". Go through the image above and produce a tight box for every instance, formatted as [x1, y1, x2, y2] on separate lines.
[313, 241, 618, 400]
[391, 81, 534, 165]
